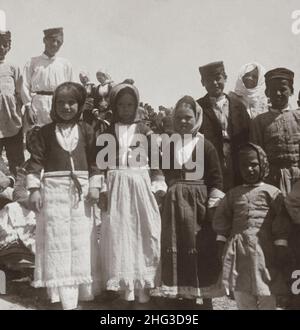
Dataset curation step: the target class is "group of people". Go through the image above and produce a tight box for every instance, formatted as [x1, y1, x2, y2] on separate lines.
[1, 25, 300, 311]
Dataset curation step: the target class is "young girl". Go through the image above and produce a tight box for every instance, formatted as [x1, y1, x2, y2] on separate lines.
[155, 96, 224, 309]
[97, 83, 166, 304]
[25, 82, 101, 310]
[213, 143, 289, 310]
[230, 62, 268, 119]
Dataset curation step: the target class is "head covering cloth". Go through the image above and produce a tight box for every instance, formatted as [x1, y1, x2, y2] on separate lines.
[238, 142, 269, 183]
[173, 95, 203, 136]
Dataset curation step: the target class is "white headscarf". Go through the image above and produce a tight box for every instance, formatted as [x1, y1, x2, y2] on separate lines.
[234, 62, 268, 117]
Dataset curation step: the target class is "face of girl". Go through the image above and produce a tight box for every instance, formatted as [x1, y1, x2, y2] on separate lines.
[55, 90, 79, 121]
[242, 67, 259, 89]
[116, 93, 136, 124]
[173, 104, 196, 135]
[239, 148, 260, 184]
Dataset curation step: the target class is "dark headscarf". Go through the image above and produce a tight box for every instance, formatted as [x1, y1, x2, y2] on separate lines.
[109, 83, 140, 123]
[50, 82, 87, 124]
[238, 142, 269, 182]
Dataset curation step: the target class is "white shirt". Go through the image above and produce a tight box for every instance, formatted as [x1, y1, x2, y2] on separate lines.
[21, 53, 73, 106]
[115, 123, 137, 167]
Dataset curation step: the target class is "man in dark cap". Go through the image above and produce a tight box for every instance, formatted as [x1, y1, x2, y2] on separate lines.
[0, 30, 24, 176]
[250, 67, 300, 196]
[251, 68, 300, 310]
[197, 61, 250, 192]
[21, 27, 73, 132]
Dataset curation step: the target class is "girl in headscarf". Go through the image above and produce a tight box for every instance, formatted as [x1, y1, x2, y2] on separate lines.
[213, 143, 289, 309]
[232, 62, 268, 118]
[25, 82, 101, 310]
[97, 83, 166, 305]
[153, 96, 224, 309]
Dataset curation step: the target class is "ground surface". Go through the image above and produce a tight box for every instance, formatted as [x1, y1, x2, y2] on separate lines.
[0, 269, 237, 310]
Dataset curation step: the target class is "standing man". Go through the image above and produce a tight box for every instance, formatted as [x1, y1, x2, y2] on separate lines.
[0, 30, 24, 176]
[197, 61, 250, 192]
[250, 68, 300, 196]
[21, 27, 73, 131]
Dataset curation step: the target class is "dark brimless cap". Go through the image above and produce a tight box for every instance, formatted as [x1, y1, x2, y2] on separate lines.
[199, 61, 226, 79]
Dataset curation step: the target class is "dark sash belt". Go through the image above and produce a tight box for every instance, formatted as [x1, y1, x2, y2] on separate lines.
[35, 91, 54, 96]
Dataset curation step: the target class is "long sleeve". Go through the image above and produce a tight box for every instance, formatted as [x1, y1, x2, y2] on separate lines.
[213, 192, 233, 241]
[12, 168, 28, 204]
[284, 180, 300, 224]
[13, 65, 23, 109]
[204, 139, 224, 207]
[204, 139, 223, 191]
[25, 128, 46, 189]
[250, 116, 264, 148]
[144, 125, 167, 193]
[20, 60, 33, 107]
[271, 191, 291, 245]
[81, 122, 105, 189]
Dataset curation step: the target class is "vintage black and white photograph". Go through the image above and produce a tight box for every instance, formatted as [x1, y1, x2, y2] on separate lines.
[1, 0, 300, 311]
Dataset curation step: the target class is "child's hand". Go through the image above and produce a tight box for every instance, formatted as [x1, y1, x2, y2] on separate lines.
[0, 176, 11, 192]
[154, 190, 166, 206]
[98, 192, 108, 212]
[29, 189, 42, 212]
[88, 188, 100, 204]
[25, 105, 37, 125]
[217, 241, 225, 263]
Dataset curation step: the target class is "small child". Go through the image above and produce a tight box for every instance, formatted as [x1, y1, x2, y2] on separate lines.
[0, 30, 24, 176]
[231, 62, 268, 119]
[213, 143, 289, 310]
[25, 82, 101, 310]
[97, 83, 166, 305]
[81, 70, 116, 137]
[155, 96, 224, 309]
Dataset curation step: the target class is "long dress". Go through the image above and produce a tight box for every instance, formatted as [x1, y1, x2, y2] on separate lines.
[156, 134, 224, 299]
[25, 122, 101, 308]
[98, 122, 165, 299]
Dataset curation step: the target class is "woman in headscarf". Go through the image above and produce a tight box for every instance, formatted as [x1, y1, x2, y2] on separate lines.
[231, 62, 268, 118]
[25, 82, 101, 310]
[153, 96, 224, 309]
[213, 143, 289, 309]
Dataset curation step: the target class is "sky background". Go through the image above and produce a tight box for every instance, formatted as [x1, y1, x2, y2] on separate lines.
[1, 0, 300, 109]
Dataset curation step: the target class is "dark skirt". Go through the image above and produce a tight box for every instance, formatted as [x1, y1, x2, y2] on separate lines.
[158, 180, 221, 299]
